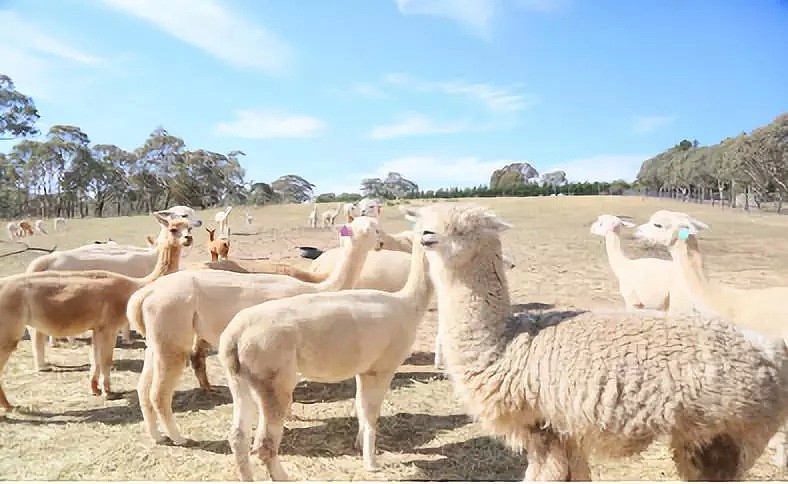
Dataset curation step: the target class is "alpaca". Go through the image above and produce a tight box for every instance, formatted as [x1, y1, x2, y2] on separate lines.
[34, 219, 47, 234]
[17, 220, 34, 237]
[589, 214, 674, 311]
[5, 222, 19, 241]
[27, 206, 201, 368]
[308, 205, 318, 228]
[215, 206, 233, 238]
[343, 202, 360, 223]
[245, 212, 254, 226]
[635, 209, 788, 468]
[218, 223, 432, 480]
[206, 227, 230, 261]
[410, 202, 788, 481]
[0, 214, 192, 410]
[196, 259, 326, 282]
[126, 216, 384, 445]
[321, 203, 341, 227]
[53, 217, 66, 231]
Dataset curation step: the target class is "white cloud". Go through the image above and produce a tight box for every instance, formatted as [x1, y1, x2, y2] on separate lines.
[214, 109, 326, 139]
[100, 0, 293, 74]
[549, 154, 649, 183]
[0, 11, 102, 65]
[394, 0, 496, 38]
[368, 113, 473, 139]
[632, 115, 678, 134]
[380, 73, 534, 113]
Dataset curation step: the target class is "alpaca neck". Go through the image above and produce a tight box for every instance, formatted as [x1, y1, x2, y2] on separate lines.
[433, 239, 511, 376]
[668, 236, 725, 316]
[137, 240, 182, 285]
[603, 230, 629, 276]
[395, 238, 432, 307]
[318, 238, 372, 290]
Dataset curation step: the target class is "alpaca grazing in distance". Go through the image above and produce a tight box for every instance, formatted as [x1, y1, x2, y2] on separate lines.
[218, 217, 433, 480]
[0, 213, 193, 410]
[126, 216, 384, 445]
[411, 202, 788, 481]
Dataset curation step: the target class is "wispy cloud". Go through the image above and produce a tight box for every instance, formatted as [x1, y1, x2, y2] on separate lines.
[381, 73, 535, 113]
[368, 113, 474, 139]
[549, 153, 649, 182]
[632, 115, 678, 134]
[394, 0, 496, 39]
[214, 109, 326, 139]
[0, 10, 103, 100]
[99, 0, 293, 74]
[393, 0, 570, 39]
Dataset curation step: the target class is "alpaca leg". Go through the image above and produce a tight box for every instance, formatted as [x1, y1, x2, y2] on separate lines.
[94, 328, 118, 396]
[30, 328, 51, 372]
[227, 376, 257, 481]
[522, 425, 570, 481]
[190, 338, 213, 392]
[249, 371, 298, 481]
[670, 433, 744, 481]
[118, 321, 132, 345]
[565, 439, 591, 481]
[151, 351, 188, 445]
[89, 330, 103, 396]
[770, 426, 787, 468]
[137, 346, 164, 443]
[0, 340, 21, 411]
[433, 332, 444, 368]
[355, 372, 394, 471]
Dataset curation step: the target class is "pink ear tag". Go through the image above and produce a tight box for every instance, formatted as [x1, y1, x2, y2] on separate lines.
[339, 225, 352, 237]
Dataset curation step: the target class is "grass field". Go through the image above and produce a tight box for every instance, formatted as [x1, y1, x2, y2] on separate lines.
[1, 196, 787, 481]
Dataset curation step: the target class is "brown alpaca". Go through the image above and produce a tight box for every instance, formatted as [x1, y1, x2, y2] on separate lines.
[17, 220, 34, 237]
[206, 227, 230, 261]
[0, 213, 193, 411]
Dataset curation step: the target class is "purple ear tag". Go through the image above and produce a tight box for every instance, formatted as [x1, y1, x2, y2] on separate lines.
[339, 225, 353, 237]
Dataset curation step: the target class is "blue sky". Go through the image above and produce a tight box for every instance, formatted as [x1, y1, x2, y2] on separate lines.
[1, 0, 786, 194]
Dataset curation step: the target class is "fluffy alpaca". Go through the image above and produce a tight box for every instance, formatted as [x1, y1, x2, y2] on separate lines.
[411, 202, 788, 481]
[343, 202, 360, 222]
[215, 206, 233, 237]
[53, 217, 66, 231]
[589, 214, 674, 311]
[5, 222, 19, 241]
[126, 216, 384, 445]
[0, 214, 192, 410]
[206, 227, 230, 261]
[26, 206, 202, 367]
[636, 209, 788, 468]
[308, 205, 318, 228]
[33, 219, 47, 234]
[218, 224, 432, 480]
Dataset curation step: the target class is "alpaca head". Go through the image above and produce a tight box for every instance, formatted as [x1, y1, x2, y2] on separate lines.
[634, 210, 708, 247]
[406, 203, 512, 270]
[153, 212, 193, 247]
[340, 215, 383, 251]
[155, 205, 203, 228]
[589, 214, 635, 236]
[206, 227, 216, 241]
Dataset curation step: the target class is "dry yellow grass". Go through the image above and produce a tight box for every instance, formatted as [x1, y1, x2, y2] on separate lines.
[1, 196, 787, 480]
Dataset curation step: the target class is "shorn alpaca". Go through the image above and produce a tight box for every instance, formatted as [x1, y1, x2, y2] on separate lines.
[219, 218, 433, 480]
[636, 209, 788, 468]
[0, 213, 192, 410]
[206, 227, 230, 261]
[411, 202, 788, 481]
[17, 220, 34, 237]
[321, 203, 340, 227]
[53, 217, 66, 231]
[26, 206, 203, 368]
[215, 206, 233, 237]
[308, 204, 318, 228]
[5, 222, 19, 241]
[34, 219, 47, 234]
[126, 216, 383, 445]
[589, 214, 674, 311]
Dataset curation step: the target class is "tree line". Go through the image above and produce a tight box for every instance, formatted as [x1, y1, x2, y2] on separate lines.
[636, 113, 787, 212]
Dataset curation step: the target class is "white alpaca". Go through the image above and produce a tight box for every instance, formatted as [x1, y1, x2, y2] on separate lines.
[5, 222, 19, 241]
[342, 202, 360, 222]
[53, 217, 66, 231]
[215, 206, 233, 238]
[589, 214, 674, 311]
[411, 202, 788, 481]
[245, 212, 254, 226]
[126, 216, 384, 445]
[308, 205, 318, 228]
[34, 219, 47, 234]
[218, 222, 432, 480]
[635, 209, 788, 468]
[26, 206, 203, 368]
[321, 203, 341, 227]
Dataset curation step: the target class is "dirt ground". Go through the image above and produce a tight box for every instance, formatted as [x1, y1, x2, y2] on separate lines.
[1, 196, 787, 481]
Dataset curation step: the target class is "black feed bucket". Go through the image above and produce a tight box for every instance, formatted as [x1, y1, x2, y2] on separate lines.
[298, 246, 323, 260]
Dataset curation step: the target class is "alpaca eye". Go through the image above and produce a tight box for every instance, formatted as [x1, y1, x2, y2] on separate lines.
[170, 228, 178, 234]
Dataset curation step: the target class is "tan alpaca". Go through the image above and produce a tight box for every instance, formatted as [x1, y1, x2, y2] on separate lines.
[0, 213, 193, 411]
[145, 235, 157, 248]
[321, 203, 341, 227]
[205, 227, 230, 261]
[218, 220, 432, 480]
[17, 220, 34, 237]
[412, 202, 788, 481]
[125, 216, 383, 445]
[636, 209, 788, 468]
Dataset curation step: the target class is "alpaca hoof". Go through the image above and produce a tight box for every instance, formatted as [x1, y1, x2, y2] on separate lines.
[91, 383, 101, 396]
[36, 364, 53, 373]
[104, 391, 123, 401]
[364, 463, 381, 472]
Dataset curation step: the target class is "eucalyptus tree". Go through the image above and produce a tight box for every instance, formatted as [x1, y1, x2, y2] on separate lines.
[0, 74, 39, 140]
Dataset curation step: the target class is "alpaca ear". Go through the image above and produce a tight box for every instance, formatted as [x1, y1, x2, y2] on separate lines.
[401, 206, 421, 223]
[154, 210, 173, 220]
[153, 211, 170, 227]
[620, 220, 636, 228]
[483, 212, 513, 232]
[689, 218, 709, 231]
[339, 224, 353, 237]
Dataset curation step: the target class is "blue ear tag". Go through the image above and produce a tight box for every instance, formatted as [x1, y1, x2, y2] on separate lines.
[677, 228, 691, 240]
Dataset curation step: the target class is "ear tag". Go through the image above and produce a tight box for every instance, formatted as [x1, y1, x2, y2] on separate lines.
[339, 225, 352, 237]
[677, 228, 691, 240]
